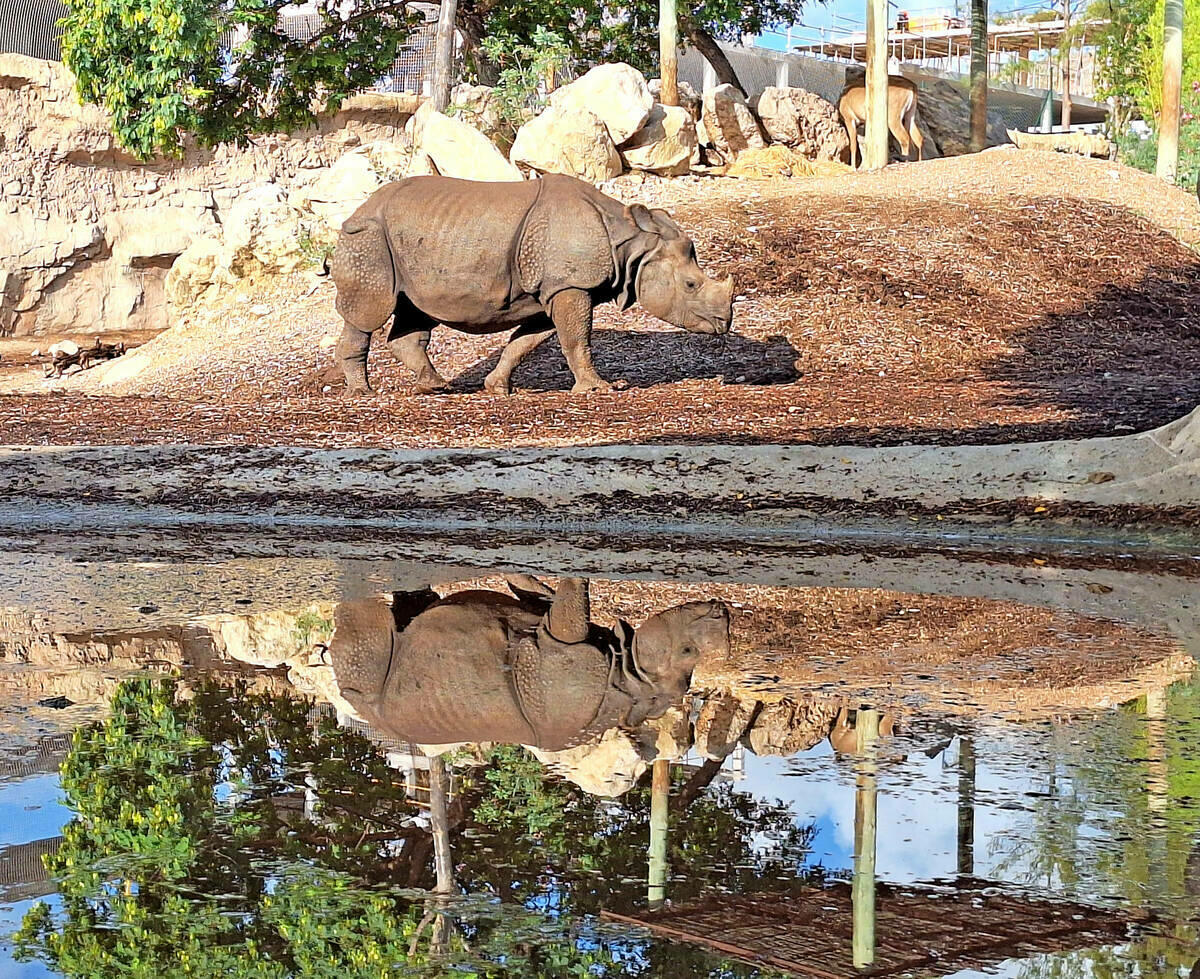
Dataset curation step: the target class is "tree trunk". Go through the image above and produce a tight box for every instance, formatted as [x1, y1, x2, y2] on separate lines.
[1157, 0, 1184, 181]
[456, 8, 499, 86]
[1059, 1, 1072, 129]
[660, 0, 679, 106]
[969, 0, 988, 152]
[683, 25, 746, 96]
[429, 755, 457, 894]
[430, 0, 459, 111]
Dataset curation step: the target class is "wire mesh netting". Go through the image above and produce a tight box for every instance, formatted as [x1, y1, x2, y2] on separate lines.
[0, 0, 66, 60]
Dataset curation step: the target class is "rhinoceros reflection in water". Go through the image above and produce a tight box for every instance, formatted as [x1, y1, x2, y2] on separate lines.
[327, 576, 730, 752]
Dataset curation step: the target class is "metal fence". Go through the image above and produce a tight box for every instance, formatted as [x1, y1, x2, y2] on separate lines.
[0, 0, 66, 60]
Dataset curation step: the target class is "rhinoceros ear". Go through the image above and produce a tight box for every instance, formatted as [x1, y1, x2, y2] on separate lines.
[629, 204, 682, 240]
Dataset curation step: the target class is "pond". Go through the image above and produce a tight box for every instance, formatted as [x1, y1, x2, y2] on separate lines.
[1, 560, 1198, 978]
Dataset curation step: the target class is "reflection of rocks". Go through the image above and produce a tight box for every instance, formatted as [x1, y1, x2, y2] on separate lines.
[694, 694, 758, 760]
[530, 728, 648, 797]
[745, 699, 839, 757]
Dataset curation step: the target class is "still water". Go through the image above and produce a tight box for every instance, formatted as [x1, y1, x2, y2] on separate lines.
[1, 569, 1198, 978]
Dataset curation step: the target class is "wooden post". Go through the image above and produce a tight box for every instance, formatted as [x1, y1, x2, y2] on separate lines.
[1157, 0, 1184, 182]
[956, 735, 976, 876]
[864, 0, 890, 169]
[969, 0, 988, 152]
[852, 709, 880, 970]
[660, 0, 679, 106]
[648, 759, 670, 909]
[1059, 0, 1071, 129]
[430, 0, 459, 112]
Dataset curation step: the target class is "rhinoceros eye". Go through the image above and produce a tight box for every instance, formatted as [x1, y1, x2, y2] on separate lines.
[684, 279, 699, 291]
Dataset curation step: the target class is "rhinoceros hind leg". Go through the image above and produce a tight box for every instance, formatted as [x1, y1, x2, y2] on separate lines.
[387, 294, 449, 394]
[484, 315, 555, 395]
[336, 323, 374, 396]
[547, 290, 611, 394]
[547, 577, 591, 644]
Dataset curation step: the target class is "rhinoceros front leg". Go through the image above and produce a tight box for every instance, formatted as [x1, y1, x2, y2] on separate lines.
[548, 289, 610, 394]
[387, 294, 449, 395]
[484, 315, 555, 395]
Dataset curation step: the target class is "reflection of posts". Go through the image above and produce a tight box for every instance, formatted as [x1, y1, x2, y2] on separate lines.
[852, 708, 880, 971]
[956, 735, 976, 877]
[648, 758, 670, 910]
[429, 754, 457, 895]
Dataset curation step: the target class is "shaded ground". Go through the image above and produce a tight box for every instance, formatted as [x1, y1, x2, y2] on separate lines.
[2, 151, 1198, 448]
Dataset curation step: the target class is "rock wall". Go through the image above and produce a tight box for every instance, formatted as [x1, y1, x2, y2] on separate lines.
[0, 54, 421, 337]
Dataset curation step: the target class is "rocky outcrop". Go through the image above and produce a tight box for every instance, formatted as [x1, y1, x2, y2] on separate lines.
[700, 84, 766, 162]
[407, 101, 523, 181]
[548, 63, 653, 145]
[1008, 128, 1113, 158]
[619, 104, 697, 176]
[510, 104, 623, 182]
[694, 694, 758, 760]
[529, 727, 648, 796]
[910, 77, 1009, 157]
[0, 54, 422, 337]
[755, 86, 849, 162]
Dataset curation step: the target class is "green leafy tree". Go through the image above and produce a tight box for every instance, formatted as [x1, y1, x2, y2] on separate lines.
[59, 0, 423, 158]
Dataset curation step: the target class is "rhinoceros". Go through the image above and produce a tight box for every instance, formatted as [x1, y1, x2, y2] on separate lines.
[327, 174, 735, 396]
[326, 576, 730, 751]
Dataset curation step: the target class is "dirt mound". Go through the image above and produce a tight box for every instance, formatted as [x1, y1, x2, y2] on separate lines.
[3, 150, 1199, 449]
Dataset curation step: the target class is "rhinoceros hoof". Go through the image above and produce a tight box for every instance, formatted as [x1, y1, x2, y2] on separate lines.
[483, 377, 512, 396]
[414, 376, 451, 395]
[343, 385, 376, 400]
[571, 378, 614, 394]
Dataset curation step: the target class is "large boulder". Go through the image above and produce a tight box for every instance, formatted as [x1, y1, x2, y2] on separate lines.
[449, 83, 509, 144]
[700, 84, 766, 160]
[548, 63, 653, 144]
[648, 78, 702, 120]
[407, 101, 523, 181]
[290, 150, 384, 229]
[755, 86, 849, 162]
[510, 104, 623, 183]
[221, 184, 309, 276]
[620, 103, 697, 176]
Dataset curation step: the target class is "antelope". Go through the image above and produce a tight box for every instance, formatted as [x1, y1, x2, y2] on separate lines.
[838, 74, 926, 169]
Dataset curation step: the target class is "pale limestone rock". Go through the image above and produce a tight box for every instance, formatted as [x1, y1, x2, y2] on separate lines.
[291, 150, 384, 230]
[222, 184, 308, 275]
[407, 101, 522, 182]
[645, 703, 692, 760]
[510, 105, 622, 183]
[164, 238, 233, 306]
[548, 63, 653, 145]
[648, 78, 702, 120]
[754, 87, 849, 161]
[700, 84, 766, 159]
[529, 727, 648, 796]
[620, 104, 697, 176]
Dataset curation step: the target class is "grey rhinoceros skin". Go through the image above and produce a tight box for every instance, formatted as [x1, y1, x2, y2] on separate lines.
[328, 174, 735, 396]
[327, 576, 730, 751]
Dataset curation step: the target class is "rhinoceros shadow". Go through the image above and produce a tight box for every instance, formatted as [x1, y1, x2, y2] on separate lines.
[450, 329, 800, 392]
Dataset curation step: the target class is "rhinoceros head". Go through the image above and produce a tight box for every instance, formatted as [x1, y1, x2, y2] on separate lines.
[626, 205, 734, 335]
[621, 600, 730, 726]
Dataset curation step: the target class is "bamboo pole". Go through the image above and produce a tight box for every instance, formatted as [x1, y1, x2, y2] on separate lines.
[660, 0, 679, 106]
[648, 758, 670, 909]
[864, 0, 890, 169]
[430, 0, 459, 112]
[1157, 0, 1184, 182]
[852, 709, 880, 970]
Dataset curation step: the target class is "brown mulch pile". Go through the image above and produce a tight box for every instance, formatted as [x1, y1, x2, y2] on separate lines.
[2, 152, 1198, 448]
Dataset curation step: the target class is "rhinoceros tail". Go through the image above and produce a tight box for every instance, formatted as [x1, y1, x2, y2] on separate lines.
[330, 215, 397, 331]
[318, 252, 331, 277]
